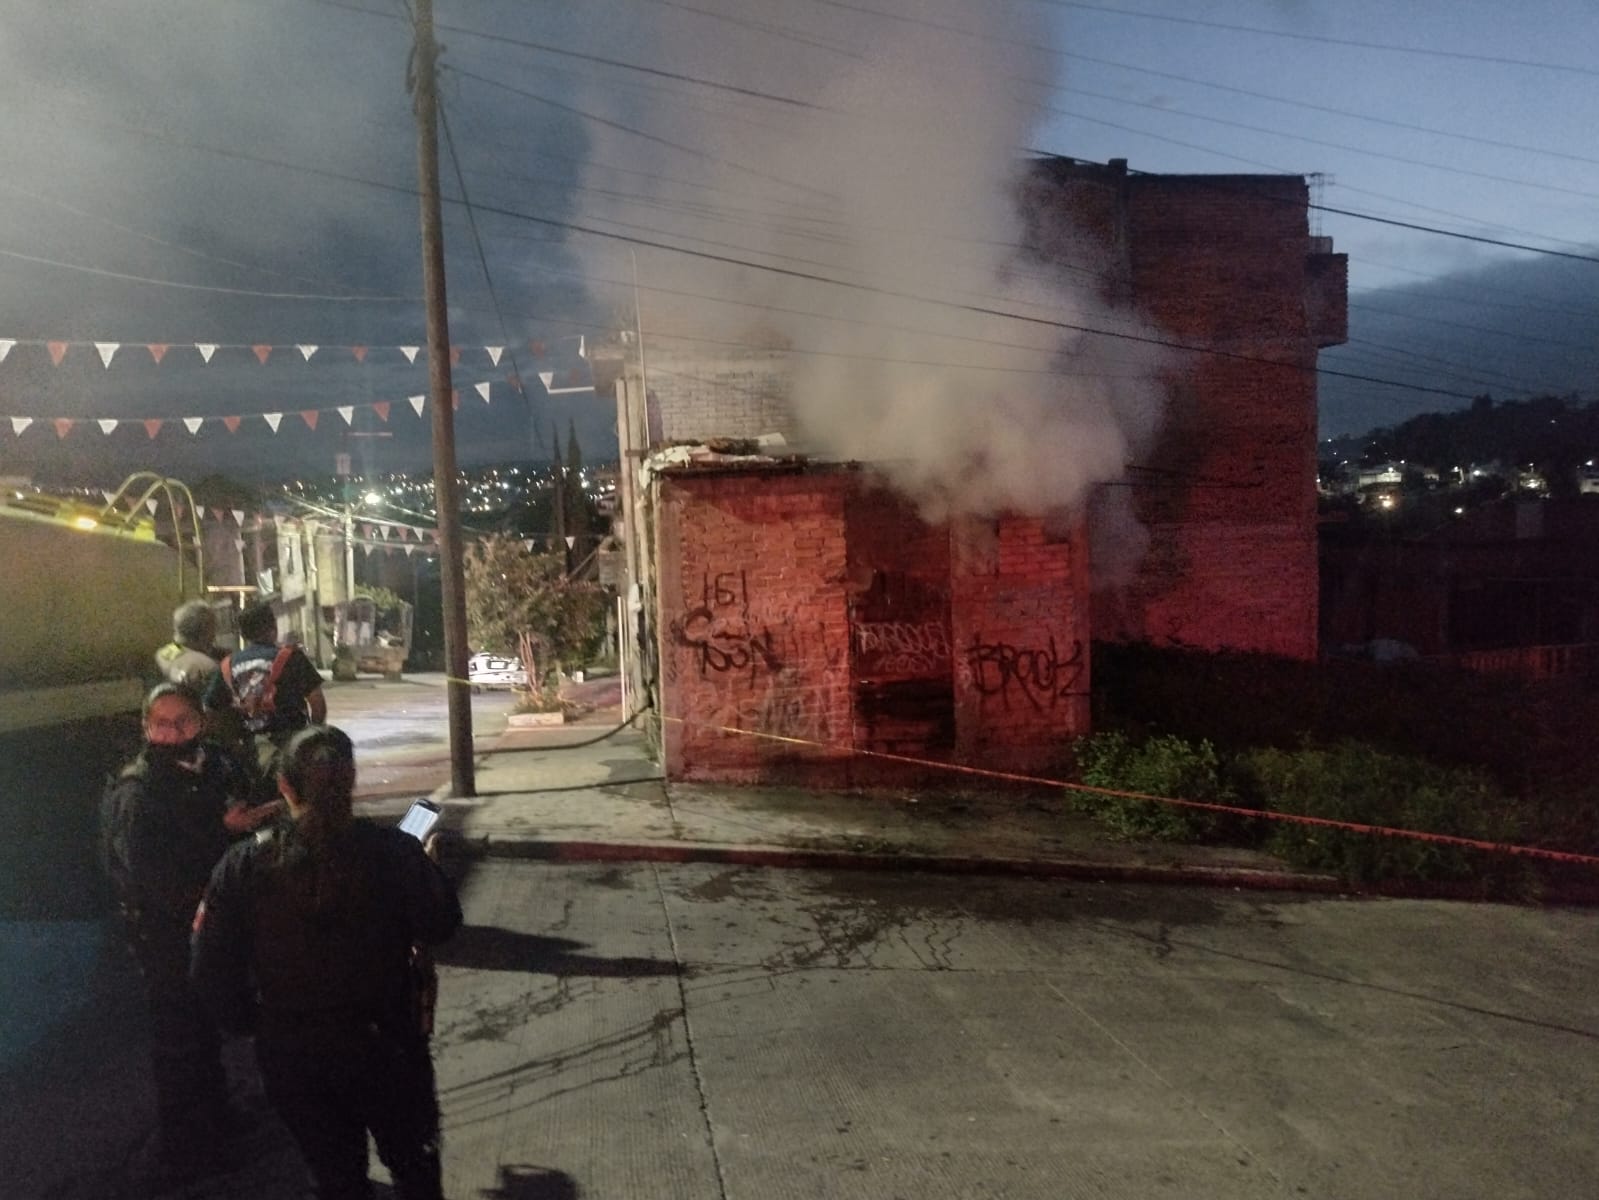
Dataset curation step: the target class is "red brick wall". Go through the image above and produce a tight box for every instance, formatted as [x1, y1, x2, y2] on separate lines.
[656, 471, 1090, 782]
[656, 472, 853, 782]
[1032, 164, 1327, 660]
[845, 484, 955, 762]
[950, 514, 1091, 771]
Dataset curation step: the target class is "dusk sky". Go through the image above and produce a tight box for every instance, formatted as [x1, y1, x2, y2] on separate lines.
[0, 0, 1594, 486]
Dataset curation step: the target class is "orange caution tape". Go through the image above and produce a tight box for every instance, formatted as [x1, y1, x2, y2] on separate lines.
[660, 715, 1599, 869]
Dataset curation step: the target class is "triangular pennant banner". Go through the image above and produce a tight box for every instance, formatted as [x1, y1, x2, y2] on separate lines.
[449, 345, 461, 365]
[10, 416, 31, 435]
[351, 345, 367, 363]
[48, 341, 68, 366]
[372, 401, 390, 422]
[538, 371, 554, 390]
[530, 339, 545, 357]
[397, 525, 410, 541]
[408, 394, 425, 416]
[97, 418, 117, 434]
[53, 418, 73, 438]
[523, 539, 534, 552]
[102, 490, 117, 505]
[300, 410, 319, 430]
[0, 339, 13, 363]
[578, 334, 586, 359]
[234, 537, 245, 552]
[147, 344, 169, 364]
[263, 413, 282, 432]
[144, 419, 162, 439]
[362, 544, 373, 557]
[146, 498, 158, 514]
[475, 382, 491, 403]
[337, 406, 354, 425]
[296, 345, 318, 361]
[231, 509, 245, 524]
[400, 346, 419, 364]
[196, 343, 217, 363]
[184, 417, 203, 435]
[486, 346, 503, 366]
[403, 544, 414, 556]
[362, 524, 374, 539]
[211, 508, 224, 522]
[252, 344, 272, 364]
[223, 416, 241, 433]
[565, 536, 576, 549]
[95, 342, 119, 368]
[378, 525, 390, 540]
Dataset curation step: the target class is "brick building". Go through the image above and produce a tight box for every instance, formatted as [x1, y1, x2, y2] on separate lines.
[602, 158, 1347, 784]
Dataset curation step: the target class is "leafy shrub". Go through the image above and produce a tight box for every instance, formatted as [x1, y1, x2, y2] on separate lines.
[1236, 742, 1525, 888]
[1071, 731, 1241, 842]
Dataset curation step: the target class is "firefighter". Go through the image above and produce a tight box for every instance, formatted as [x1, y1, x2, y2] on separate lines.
[153, 599, 224, 691]
[191, 725, 461, 1200]
[100, 683, 254, 1182]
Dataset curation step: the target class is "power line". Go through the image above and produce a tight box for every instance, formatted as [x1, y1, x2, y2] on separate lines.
[1053, 50, 1599, 170]
[446, 65, 834, 201]
[0, 244, 420, 302]
[23, 109, 1523, 403]
[437, 95, 545, 457]
[1350, 302, 1599, 351]
[1033, 2, 1599, 77]
[1047, 87, 1599, 204]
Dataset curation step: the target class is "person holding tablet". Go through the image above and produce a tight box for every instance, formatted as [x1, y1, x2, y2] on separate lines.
[191, 726, 461, 1199]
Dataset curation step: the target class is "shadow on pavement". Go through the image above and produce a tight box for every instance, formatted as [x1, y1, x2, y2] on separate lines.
[480, 1163, 582, 1199]
[435, 926, 680, 978]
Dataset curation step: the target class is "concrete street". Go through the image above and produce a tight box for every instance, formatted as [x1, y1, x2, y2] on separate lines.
[6, 856, 1596, 1198]
[424, 861, 1598, 1200]
[3, 676, 1596, 1197]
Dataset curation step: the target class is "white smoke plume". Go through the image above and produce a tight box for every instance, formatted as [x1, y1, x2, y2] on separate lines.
[563, 0, 1172, 522]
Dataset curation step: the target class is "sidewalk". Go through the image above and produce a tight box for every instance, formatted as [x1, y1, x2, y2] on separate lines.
[367, 687, 1342, 896]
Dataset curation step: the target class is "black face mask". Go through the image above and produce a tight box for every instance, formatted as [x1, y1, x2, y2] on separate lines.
[146, 740, 204, 771]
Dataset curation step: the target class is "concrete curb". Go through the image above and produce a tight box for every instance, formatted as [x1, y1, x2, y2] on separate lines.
[445, 833, 1351, 895]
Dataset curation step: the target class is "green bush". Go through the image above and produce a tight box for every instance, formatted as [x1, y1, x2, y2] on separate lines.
[1237, 742, 1525, 888]
[1071, 731, 1241, 842]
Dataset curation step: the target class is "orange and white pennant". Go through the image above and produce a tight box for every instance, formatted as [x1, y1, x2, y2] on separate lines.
[408, 394, 425, 416]
[10, 417, 31, 434]
[400, 346, 419, 364]
[196, 343, 217, 363]
[337, 406, 354, 425]
[98, 419, 118, 434]
[184, 417, 203, 435]
[475, 382, 491, 403]
[0, 339, 14, 363]
[487, 346, 503, 366]
[263, 413, 282, 432]
[297, 345, 318, 361]
[95, 343, 119, 368]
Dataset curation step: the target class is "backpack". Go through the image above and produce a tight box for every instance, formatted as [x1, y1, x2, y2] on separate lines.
[222, 645, 297, 734]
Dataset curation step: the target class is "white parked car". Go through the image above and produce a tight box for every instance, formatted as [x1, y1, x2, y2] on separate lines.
[467, 651, 528, 690]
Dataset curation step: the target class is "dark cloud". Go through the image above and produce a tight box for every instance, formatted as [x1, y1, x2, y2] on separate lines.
[1319, 250, 1599, 436]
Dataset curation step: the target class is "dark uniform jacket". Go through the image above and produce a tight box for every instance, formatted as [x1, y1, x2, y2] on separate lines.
[190, 819, 461, 1037]
[101, 748, 246, 968]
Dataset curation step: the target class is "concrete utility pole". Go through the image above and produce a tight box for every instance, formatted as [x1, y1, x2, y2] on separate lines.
[411, 0, 474, 797]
